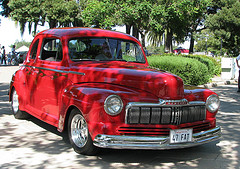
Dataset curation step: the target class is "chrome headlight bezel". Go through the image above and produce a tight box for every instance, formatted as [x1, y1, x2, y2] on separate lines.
[206, 94, 220, 113]
[104, 95, 123, 116]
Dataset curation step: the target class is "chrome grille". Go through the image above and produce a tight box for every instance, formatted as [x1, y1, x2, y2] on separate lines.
[118, 121, 211, 136]
[126, 105, 206, 125]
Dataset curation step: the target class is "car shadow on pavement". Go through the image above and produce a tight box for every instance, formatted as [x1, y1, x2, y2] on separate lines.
[27, 113, 70, 143]
[10, 115, 223, 169]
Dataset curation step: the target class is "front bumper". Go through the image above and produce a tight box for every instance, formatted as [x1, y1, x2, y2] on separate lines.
[93, 126, 221, 149]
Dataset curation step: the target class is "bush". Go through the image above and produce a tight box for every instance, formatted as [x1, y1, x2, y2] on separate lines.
[199, 55, 221, 76]
[181, 54, 221, 76]
[147, 55, 211, 85]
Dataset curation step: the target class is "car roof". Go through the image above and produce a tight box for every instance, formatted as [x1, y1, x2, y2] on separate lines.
[38, 27, 138, 42]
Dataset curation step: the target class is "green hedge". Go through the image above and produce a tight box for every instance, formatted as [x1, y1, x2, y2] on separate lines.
[181, 54, 221, 76]
[147, 55, 211, 85]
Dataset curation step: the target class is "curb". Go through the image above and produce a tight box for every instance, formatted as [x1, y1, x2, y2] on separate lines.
[198, 79, 237, 89]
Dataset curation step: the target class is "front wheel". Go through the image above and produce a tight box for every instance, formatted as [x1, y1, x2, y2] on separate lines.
[68, 109, 98, 155]
[11, 88, 30, 119]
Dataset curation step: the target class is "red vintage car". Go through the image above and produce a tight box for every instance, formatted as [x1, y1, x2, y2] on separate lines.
[9, 27, 221, 155]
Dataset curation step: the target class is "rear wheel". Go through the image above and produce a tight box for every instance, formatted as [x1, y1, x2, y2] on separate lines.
[68, 109, 98, 155]
[11, 88, 30, 119]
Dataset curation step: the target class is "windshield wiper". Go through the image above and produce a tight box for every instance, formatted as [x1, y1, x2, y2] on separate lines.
[72, 59, 95, 62]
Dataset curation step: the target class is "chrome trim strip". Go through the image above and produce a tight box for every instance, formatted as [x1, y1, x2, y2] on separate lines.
[22, 65, 85, 76]
[126, 99, 205, 109]
[188, 101, 206, 105]
[68, 71, 85, 75]
[93, 126, 221, 150]
[125, 99, 205, 124]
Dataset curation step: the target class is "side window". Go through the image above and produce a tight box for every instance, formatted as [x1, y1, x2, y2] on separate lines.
[30, 39, 39, 60]
[40, 38, 62, 61]
[121, 42, 144, 62]
[68, 39, 88, 60]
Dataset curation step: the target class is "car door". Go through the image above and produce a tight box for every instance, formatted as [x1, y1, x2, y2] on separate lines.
[27, 37, 69, 126]
[24, 37, 41, 109]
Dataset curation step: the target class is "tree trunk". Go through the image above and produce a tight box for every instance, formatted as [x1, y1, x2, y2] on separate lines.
[49, 20, 57, 28]
[139, 31, 146, 48]
[165, 29, 173, 53]
[126, 25, 131, 35]
[189, 32, 194, 54]
[125, 25, 132, 52]
[132, 25, 139, 39]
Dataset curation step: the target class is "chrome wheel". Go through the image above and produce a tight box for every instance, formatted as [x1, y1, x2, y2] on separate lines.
[68, 109, 98, 155]
[70, 114, 88, 148]
[12, 90, 19, 114]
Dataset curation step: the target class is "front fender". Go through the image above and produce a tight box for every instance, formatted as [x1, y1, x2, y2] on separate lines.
[184, 85, 217, 102]
[58, 83, 159, 137]
[184, 85, 219, 119]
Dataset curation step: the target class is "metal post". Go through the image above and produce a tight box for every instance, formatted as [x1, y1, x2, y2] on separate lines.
[206, 37, 208, 55]
[220, 37, 223, 56]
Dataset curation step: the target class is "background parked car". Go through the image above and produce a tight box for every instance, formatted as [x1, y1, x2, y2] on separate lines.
[173, 47, 189, 54]
[16, 45, 29, 63]
[18, 51, 28, 63]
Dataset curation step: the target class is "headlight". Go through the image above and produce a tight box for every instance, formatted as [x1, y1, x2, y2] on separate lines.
[206, 94, 220, 113]
[104, 95, 123, 116]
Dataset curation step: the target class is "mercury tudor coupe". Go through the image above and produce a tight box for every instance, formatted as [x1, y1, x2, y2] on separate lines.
[9, 27, 221, 155]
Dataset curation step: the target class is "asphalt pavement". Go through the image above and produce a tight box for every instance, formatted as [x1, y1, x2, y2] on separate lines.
[0, 65, 240, 169]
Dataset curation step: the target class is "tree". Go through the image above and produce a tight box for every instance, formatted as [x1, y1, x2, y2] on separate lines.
[13, 40, 31, 49]
[4, 0, 220, 54]
[184, 0, 211, 54]
[206, 0, 240, 56]
[7, 0, 83, 35]
[82, 0, 117, 29]
[0, 0, 11, 17]
[118, 0, 153, 47]
[195, 29, 227, 56]
[147, 31, 164, 47]
[8, 0, 42, 35]
[149, 0, 203, 53]
[42, 0, 83, 28]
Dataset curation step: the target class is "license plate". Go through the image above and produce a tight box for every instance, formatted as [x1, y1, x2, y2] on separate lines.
[170, 129, 193, 144]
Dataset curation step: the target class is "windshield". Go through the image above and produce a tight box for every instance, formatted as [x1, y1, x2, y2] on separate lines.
[68, 38, 145, 63]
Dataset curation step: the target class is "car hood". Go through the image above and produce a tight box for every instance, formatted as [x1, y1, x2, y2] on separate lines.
[70, 61, 184, 100]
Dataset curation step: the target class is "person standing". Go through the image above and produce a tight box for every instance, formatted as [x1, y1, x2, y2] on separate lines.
[236, 54, 240, 92]
[11, 45, 16, 57]
[1, 46, 6, 65]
